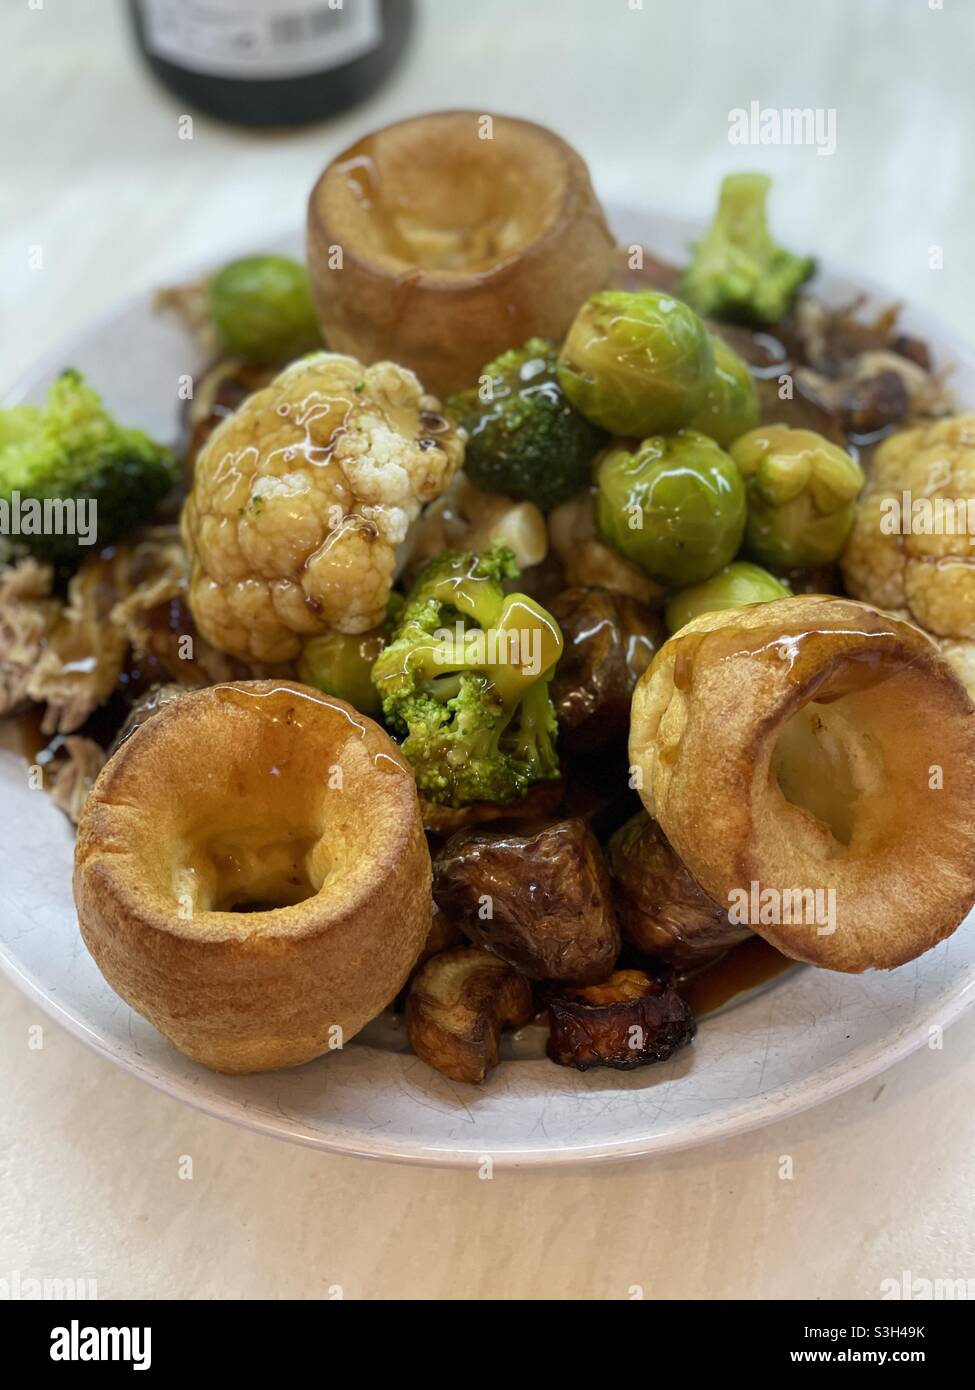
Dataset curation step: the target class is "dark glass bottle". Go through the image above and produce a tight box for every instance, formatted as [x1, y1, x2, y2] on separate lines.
[128, 0, 413, 128]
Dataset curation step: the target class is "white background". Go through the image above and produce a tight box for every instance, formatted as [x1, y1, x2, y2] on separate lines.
[1, 0, 973, 1300]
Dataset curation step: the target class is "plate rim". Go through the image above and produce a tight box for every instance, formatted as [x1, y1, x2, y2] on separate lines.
[2, 935, 972, 1169]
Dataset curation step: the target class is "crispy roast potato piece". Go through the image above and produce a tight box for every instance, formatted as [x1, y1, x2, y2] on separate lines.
[607, 812, 751, 969]
[548, 587, 665, 753]
[396, 908, 465, 1009]
[406, 948, 533, 1084]
[433, 818, 621, 983]
[547, 969, 696, 1071]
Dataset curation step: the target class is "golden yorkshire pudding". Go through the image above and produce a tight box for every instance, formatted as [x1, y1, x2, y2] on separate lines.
[307, 111, 617, 397]
[629, 596, 975, 972]
[74, 680, 431, 1073]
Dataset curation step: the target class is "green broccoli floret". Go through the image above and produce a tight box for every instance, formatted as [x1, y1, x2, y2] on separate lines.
[372, 547, 563, 806]
[0, 370, 177, 563]
[447, 338, 605, 512]
[679, 173, 815, 325]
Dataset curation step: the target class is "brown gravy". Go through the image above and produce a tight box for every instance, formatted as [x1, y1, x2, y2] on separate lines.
[680, 936, 796, 1016]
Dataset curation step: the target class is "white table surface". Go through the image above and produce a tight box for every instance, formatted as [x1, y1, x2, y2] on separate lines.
[2, 0, 974, 1300]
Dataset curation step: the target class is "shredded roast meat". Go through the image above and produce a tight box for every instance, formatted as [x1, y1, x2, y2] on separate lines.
[792, 297, 951, 434]
[0, 559, 61, 718]
[27, 552, 129, 735]
[110, 526, 255, 688]
[793, 295, 903, 374]
[1, 526, 267, 742]
[154, 276, 219, 356]
[46, 736, 106, 824]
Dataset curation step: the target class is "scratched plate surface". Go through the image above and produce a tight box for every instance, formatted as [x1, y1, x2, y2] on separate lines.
[2, 208, 974, 1167]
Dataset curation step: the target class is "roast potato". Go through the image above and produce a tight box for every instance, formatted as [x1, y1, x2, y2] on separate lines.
[413, 906, 465, 973]
[546, 969, 696, 1071]
[607, 812, 751, 969]
[548, 587, 665, 753]
[406, 947, 533, 1084]
[433, 818, 621, 983]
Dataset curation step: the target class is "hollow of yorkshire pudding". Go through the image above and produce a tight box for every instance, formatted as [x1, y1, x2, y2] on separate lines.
[74, 680, 431, 1073]
[629, 597, 975, 972]
[307, 111, 617, 397]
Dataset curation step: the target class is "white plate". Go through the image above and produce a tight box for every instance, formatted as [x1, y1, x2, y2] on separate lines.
[2, 207, 974, 1169]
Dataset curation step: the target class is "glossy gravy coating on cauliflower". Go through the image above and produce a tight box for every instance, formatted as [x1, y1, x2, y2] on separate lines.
[182, 352, 464, 662]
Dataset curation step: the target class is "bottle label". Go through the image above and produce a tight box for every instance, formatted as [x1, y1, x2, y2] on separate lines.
[139, 0, 383, 80]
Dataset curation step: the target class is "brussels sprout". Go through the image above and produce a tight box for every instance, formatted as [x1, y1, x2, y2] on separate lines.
[665, 561, 791, 633]
[685, 335, 759, 446]
[446, 338, 605, 511]
[298, 626, 386, 715]
[209, 256, 322, 364]
[595, 431, 747, 587]
[730, 424, 864, 569]
[557, 290, 714, 437]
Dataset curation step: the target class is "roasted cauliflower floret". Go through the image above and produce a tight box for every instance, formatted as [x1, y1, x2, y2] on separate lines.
[181, 352, 464, 662]
[841, 414, 975, 640]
